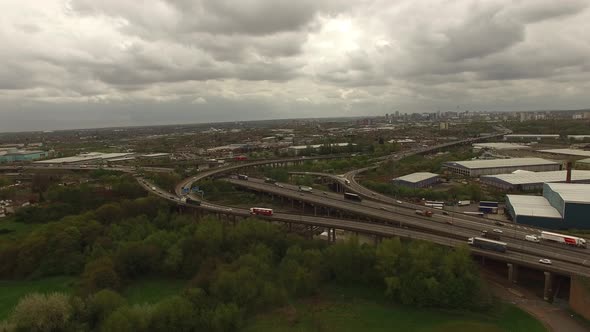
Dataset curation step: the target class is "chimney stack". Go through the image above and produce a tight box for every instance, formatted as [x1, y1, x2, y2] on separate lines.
[566, 161, 572, 183]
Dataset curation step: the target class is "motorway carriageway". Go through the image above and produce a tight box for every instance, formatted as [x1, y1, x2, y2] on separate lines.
[138, 176, 590, 277]
[224, 177, 590, 268]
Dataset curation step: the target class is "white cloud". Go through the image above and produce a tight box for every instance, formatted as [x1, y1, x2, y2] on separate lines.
[0, 0, 589, 131]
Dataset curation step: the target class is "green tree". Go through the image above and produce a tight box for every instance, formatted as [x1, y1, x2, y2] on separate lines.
[10, 292, 72, 332]
[149, 296, 196, 332]
[86, 289, 127, 328]
[81, 257, 121, 294]
[101, 304, 153, 332]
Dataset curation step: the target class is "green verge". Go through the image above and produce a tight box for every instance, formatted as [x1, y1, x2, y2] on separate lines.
[0, 219, 39, 240]
[0, 276, 75, 320]
[243, 284, 547, 332]
[123, 277, 187, 305]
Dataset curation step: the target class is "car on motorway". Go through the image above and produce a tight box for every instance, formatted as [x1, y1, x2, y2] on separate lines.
[445, 220, 453, 225]
[379, 207, 388, 211]
[274, 183, 285, 188]
[396, 200, 402, 204]
[442, 211, 449, 216]
[494, 221, 504, 226]
[151, 186, 156, 191]
[323, 192, 328, 195]
[526, 235, 540, 243]
[539, 258, 552, 265]
[493, 229, 503, 234]
[344, 179, 351, 185]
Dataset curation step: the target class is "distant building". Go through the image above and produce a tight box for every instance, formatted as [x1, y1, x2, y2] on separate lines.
[0, 149, 47, 163]
[504, 134, 560, 141]
[443, 158, 560, 177]
[392, 172, 440, 188]
[472, 142, 529, 151]
[504, 134, 559, 141]
[537, 148, 590, 158]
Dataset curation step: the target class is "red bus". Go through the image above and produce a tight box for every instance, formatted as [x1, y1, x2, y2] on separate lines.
[235, 155, 248, 161]
[250, 207, 273, 216]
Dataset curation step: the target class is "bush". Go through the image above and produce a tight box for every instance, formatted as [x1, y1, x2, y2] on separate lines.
[10, 292, 71, 332]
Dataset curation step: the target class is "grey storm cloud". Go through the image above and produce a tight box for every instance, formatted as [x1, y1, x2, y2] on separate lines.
[0, 0, 589, 132]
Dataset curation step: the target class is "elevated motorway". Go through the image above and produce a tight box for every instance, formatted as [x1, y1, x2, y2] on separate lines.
[225, 177, 590, 268]
[136, 130, 590, 296]
[141, 176, 590, 278]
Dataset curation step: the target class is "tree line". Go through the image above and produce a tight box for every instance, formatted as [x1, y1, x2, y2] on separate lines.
[0, 175, 489, 331]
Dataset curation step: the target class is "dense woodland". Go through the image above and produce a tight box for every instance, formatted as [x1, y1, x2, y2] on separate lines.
[0, 174, 489, 331]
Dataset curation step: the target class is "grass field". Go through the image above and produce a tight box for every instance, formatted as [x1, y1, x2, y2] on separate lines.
[0, 219, 37, 240]
[123, 278, 187, 304]
[243, 284, 547, 332]
[0, 276, 75, 320]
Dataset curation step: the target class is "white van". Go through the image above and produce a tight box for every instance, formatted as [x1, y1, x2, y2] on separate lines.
[525, 235, 540, 243]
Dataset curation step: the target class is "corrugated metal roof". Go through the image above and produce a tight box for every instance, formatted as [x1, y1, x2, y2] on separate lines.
[538, 148, 590, 158]
[482, 170, 590, 185]
[507, 195, 562, 219]
[444, 157, 558, 170]
[393, 172, 439, 183]
[472, 142, 529, 150]
[35, 152, 133, 164]
[545, 183, 590, 204]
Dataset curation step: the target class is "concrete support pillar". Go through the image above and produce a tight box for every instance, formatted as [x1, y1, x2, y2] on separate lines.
[327, 228, 336, 243]
[327, 208, 330, 217]
[507, 263, 519, 284]
[544, 271, 553, 302]
[314, 206, 317, 216]
[373, 235, 382, 245]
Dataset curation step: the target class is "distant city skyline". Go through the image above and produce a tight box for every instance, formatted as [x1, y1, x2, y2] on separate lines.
[1, 0, 590, 132]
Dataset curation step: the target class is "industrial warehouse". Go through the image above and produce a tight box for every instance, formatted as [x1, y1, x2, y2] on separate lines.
[392, 172, 440, 188]
[443, 157, 561, 177]
[506, 183, 590, 229]
[481, 170, 590, 191]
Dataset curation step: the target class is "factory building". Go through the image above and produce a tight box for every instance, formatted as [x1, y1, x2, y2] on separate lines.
[481, 170, 590, 191]
[443, 158, 560, 177]
[504, 134, 560, 141]
[392, 172, 440, 188]
[472, 142, 529, 151]
[0, 149, 48, 163]
[35, 152, 133, 165]
[537, 148, 590, 158]
[506, 183, 590, 229]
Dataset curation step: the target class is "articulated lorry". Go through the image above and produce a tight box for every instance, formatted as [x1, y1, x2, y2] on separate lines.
[415, 210, 433, 217]
[541, 231, 586, 248]
[468, 237, 507, 253]
[180, 197, 201, 206]
[481, 230, 501, 241]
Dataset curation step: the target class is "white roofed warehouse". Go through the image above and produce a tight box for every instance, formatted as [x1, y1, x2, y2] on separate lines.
[506, 183, 590, 229]
[392, 172, 440, 188]
[481, 170, 590, 191]
[443, 158, 560, 177]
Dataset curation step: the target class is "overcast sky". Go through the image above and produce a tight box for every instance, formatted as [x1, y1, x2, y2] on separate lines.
[1, 0, 590, 132]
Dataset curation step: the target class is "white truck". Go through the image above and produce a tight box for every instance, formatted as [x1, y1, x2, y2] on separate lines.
[540, 231, 586, 248]
[457, 200, 471, 206]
